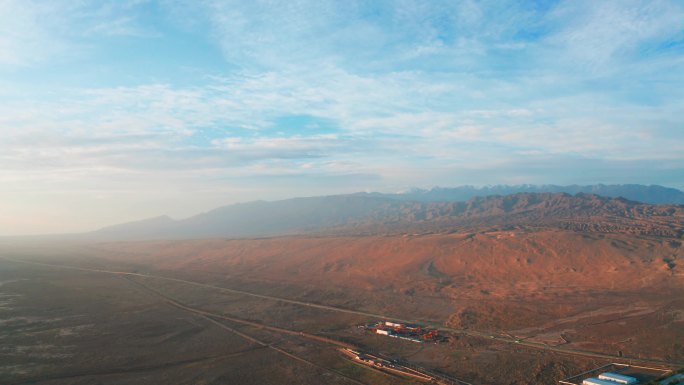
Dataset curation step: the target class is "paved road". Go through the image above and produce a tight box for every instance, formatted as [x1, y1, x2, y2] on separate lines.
[2, 256, 681, 369]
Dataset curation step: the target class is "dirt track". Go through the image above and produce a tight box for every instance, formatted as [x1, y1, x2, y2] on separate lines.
[2, 255, 681, 370]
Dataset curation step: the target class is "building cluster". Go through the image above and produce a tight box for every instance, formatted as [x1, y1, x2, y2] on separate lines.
[362, 320, 444, 343]
[583, 372, 639, 385]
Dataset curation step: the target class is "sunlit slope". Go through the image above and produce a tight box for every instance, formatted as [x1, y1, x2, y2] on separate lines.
[96, 230, 683, 298]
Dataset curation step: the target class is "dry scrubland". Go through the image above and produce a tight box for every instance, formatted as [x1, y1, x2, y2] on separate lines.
[1, 227, 682, 384]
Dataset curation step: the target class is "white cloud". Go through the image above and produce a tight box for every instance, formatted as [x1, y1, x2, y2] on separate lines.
[1, 64, 681, 184]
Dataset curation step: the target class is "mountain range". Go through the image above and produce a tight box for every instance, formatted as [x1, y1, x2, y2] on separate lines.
[366, 183, 684, 204]
[90, 184, 684, 241]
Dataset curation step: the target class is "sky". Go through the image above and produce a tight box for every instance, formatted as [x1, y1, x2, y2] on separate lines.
[1, 0, 684, 235]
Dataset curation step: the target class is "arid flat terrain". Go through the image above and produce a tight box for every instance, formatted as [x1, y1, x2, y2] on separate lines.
[1, 221, 682, 384]
[0, 257, 410, 385]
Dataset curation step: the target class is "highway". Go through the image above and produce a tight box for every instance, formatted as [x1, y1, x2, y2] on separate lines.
[2, 256, 682, 371]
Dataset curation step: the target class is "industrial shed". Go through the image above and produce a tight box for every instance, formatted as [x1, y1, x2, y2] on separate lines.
[598, 372, 638, 384]
[583, 378, 626, 385]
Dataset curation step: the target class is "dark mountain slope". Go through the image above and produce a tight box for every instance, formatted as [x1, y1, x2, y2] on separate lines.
[373, 184, 684, 205]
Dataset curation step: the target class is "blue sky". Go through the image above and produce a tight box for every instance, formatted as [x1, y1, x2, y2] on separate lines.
[1, 0, 683, 234]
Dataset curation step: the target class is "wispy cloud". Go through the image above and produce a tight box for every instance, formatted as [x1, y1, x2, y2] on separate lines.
[0, 0, 159, 66]
[545, 0, 684, 72]
[0, 1, 69, 66]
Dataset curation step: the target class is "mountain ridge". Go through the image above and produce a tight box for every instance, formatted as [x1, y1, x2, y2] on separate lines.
[91, 188, 684, 241]
[362, 183, 684, 204]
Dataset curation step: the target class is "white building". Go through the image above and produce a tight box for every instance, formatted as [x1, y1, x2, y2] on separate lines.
[384, 321, 402, 328]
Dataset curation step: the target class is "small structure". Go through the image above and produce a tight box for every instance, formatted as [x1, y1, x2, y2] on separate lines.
[598, 372, 638, 384]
